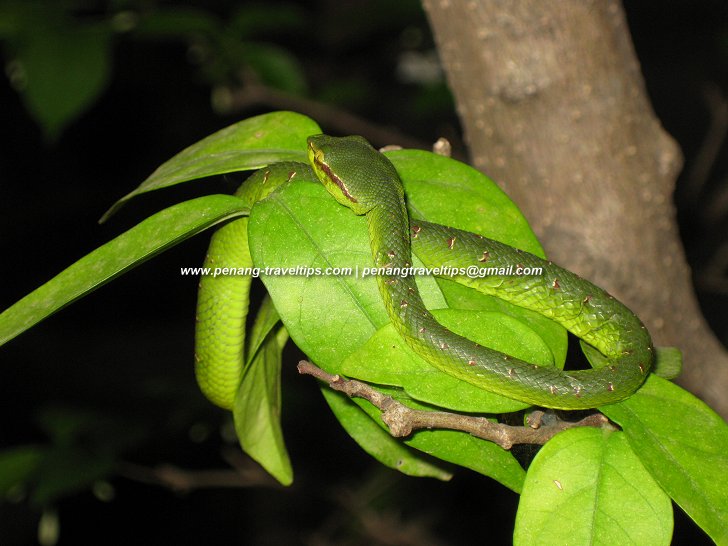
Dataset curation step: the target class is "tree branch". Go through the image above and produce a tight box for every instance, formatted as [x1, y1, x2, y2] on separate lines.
[297, 360, 613, 450]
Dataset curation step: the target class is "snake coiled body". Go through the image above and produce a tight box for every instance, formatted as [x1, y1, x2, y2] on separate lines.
[308, 135, 653, 409]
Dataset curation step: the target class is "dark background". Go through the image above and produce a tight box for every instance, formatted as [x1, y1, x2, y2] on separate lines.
[0, 0, 725, 544]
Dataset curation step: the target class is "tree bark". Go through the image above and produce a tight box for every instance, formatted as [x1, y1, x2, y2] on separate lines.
[422, 0, 728, 418]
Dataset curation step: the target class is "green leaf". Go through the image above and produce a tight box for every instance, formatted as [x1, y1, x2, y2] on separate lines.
[101, 111, 321, 221]
[233, 322, 292, 486]
[340, 308, 555, 413]
[435, 278, 568, 369]
[245, 294, 283, 365]
[390, 150, 545, 255]
[601, 375, 728, 544]
[35, 406, 147, 454]
[353, 386, 526, 492]
[514, 427, 672, 546]
[249, 172, 381, 369]
[403, 425, 525, 493]
[321, 389, 453, 480]
[582, 342, 682, 381]
[9, 20, 112, 141]
[0, 194, 248, 347]
[235, 292, 288, 485]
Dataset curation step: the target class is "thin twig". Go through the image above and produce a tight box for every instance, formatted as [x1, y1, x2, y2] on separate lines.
[297, 360, 612, 450]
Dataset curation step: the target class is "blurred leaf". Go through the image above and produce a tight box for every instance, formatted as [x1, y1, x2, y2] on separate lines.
[36, 406, 98, 446]
[9, 20, 112, 140]
[241, 42, 307, 93]
[32, 446, 115, 506]
[0, 1, 38, 38]
[0, 194, 248, 347]
[0, 446, 44, 495]
[38, 508, 59, 546]
[229, 3, 307, 38]
[131, 7, 221, 37]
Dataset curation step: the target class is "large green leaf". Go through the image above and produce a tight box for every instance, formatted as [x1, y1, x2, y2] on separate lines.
[0, 195, 248, 346]
[601, 375, 728, 544]
[101, 111, 320, 221]
[514, 427, 672, 545]
[249, 176, 385, 367]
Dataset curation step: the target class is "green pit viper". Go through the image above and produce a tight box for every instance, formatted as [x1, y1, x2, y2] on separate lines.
[195, 134, 653, 411]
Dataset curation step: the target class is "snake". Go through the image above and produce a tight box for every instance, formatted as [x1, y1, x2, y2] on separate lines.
[195, 164, 300, 409]
[307, 134, 653, 410]
[195, 134, 653, 410]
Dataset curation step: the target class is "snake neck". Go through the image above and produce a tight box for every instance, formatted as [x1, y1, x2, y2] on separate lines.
[366, 201, 441, 342]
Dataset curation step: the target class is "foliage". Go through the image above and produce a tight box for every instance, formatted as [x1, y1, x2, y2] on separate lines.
[1, 111, 726, 545]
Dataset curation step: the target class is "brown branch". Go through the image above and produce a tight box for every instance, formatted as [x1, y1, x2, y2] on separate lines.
[117, 448, 280, 492]
[213, 82, 429, 151]
[297, 360, 612, 450]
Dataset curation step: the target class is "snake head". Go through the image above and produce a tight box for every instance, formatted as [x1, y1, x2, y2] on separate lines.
[307, 134, 402, 215]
